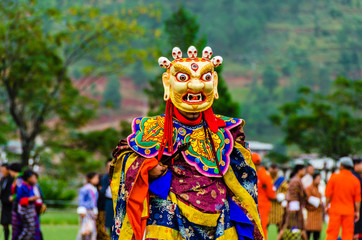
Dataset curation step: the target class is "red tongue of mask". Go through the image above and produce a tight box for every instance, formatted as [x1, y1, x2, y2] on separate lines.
[157, 101, 226, 162]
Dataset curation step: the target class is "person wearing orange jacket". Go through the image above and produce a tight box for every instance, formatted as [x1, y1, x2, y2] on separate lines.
[252, 153, 276, 240]
[325, 157, 361, 240]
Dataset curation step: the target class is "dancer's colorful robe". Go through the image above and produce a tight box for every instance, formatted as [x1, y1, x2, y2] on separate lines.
[110, 115, 264, 240]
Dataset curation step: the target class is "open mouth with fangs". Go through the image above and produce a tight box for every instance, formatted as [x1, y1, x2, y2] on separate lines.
[182, 92, 206, 104]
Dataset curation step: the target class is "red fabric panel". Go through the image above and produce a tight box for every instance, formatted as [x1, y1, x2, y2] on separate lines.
[126, 157, 158, 240]
[19, 197, 29, 206]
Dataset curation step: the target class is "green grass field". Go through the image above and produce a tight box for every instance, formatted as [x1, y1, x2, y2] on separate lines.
[40, 209, 79, 240]
[0, 209, 329, 240]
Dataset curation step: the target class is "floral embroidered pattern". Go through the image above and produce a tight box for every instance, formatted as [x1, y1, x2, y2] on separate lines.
[127, 115, 242, 177]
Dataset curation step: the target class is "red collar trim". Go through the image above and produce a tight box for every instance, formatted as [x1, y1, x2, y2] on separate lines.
[173, 107, 226, 133]
[173, 107, 202, 125]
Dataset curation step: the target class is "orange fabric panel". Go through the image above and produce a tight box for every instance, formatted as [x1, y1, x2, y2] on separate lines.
[325, 169, 361, 215]
[259, 205, 271, 240]
[257, 167, 276, 210]
[326, 213, 354, 240]
[126, 157, 158, 240]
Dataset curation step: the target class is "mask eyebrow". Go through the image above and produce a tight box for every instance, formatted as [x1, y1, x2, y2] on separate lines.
[171, 63, 192, 76]
[199, 63, 214, 76]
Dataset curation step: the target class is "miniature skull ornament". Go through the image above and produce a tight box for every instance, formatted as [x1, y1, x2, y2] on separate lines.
[172, 47, 182, 60]
[158, 57, 171, 69]
[202, 46, 213, 60]
[187, 46, 197, 59]
[211, 56, 223, 67]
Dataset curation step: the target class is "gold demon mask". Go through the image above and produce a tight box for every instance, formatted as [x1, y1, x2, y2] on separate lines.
[158, 46, 223, 113]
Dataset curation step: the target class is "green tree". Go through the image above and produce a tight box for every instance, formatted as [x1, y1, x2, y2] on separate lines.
[212, 65, 239, 117]
[262, 65, 279, 93]
[103, 76, 121, 109]
[0, 0, 149, 166]
[241, 82, 279, 139]
[271, 76, 361, 159]
[145, 6, 207, 116]
[164, 7, 204, 53]
[145, 6, 238, 117]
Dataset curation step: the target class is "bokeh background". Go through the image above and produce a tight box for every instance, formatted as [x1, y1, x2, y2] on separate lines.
[0, 0, 361, 239]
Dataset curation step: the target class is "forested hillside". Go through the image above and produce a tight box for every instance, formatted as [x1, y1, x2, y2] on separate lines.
[13, 0, 362, 144]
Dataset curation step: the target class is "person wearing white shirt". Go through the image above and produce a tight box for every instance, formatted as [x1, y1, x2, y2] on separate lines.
[77, 172, 99, 240]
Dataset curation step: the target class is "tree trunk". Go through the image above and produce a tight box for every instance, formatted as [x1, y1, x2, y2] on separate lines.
[20, 137, 34, 168]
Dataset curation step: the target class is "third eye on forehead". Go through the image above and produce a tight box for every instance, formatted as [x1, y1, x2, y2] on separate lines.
[172, 63, 214, 78]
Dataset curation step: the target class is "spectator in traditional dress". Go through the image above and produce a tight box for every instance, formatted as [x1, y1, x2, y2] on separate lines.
[268, 163, 288, 231]
[33, 172, 45, 240]
[77, 172, 99, 240]
[302, 163, 314, 189]
[100, 159, 113, 235]
[352, 158, 362, 240]
[252, 153, 276, 239]
[9, 162, 24, 240]
[0, 163, 14, 240]
[278, 163, 308, 240]
[33, 172, 46, 218]
[17, 169, 42, 240]
[325, 157, 361, 240]
[96, 173, 110, 240]
[305, 172, 323, 240]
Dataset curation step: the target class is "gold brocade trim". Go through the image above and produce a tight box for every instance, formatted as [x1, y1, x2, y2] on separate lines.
[223, 168, 264, 239]
[118, 213, 134, 239]
[234, 142, 255, 171]
[142, 197, 149, 218]
[110, 151, 138, 212]
[216, 227, 238, 239]
[111, 153, 125, 212]
[145, 225, 184, 240]
[124, 152, 139, 175]
[167, 192, 220, 227]
[144, 225, 238, 240]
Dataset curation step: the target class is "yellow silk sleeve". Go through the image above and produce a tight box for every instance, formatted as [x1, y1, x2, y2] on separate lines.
[110, 150, 138, 212]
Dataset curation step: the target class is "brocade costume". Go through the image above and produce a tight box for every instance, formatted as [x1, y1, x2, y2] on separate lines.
[110, 46, 264, 240]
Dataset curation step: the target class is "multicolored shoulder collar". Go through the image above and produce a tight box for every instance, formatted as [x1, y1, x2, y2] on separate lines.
[127, 115, 244, 177]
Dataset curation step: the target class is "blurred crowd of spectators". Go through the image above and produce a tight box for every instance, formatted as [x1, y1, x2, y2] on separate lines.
[0, 162, 45, 240]
[252, 154, 362, 240]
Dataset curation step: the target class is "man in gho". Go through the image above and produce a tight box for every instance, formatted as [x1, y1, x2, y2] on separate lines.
[110, 46, 263, 240]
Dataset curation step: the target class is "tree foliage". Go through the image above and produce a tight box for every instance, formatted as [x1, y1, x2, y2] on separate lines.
[212, 65, 239, 117]
[0, 0, 151, 166]
[128, 0, 362, 141]
[103, 77, 121, 109]
[271, 76, 362, 159]
[262, 65, 279, 92]
[145, 6, 207, 116]
[145, 6, 238, 117]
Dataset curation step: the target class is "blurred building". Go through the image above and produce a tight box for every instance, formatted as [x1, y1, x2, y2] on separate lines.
[249, 141, 273, 158]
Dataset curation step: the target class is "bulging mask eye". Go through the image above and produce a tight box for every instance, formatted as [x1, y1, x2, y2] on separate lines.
[201, 72, 212, 81]
[176, 72, 190, 82]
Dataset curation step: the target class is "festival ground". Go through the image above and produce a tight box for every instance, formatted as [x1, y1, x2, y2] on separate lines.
[0, 209, 328, 240]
